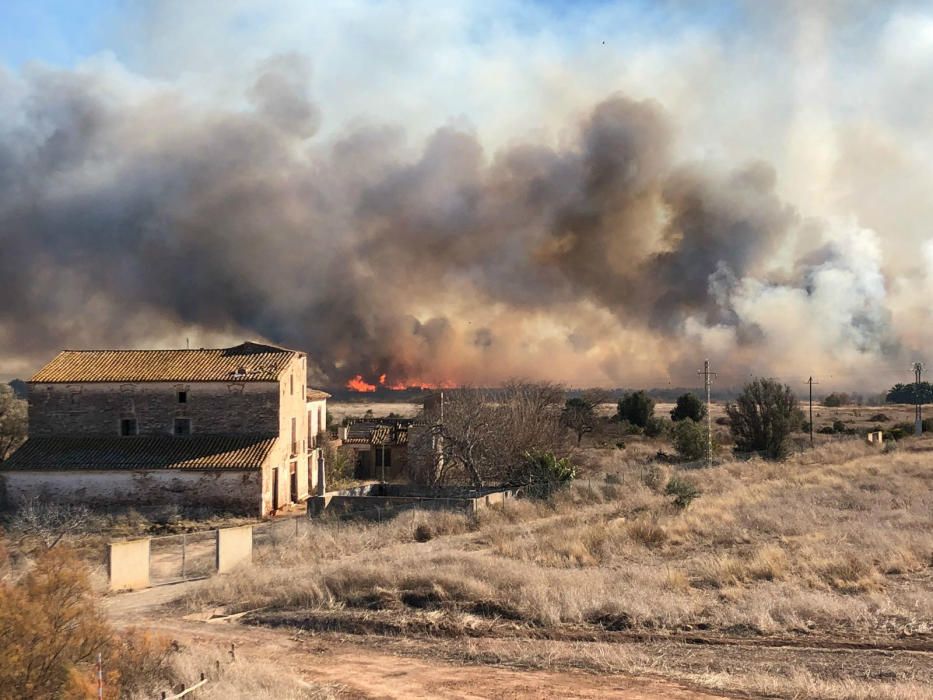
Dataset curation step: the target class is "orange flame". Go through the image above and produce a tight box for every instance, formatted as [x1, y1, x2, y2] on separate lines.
[345, 373, 458, 392]
[345, 374, 377, 392]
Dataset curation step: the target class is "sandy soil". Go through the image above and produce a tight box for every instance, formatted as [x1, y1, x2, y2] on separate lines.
[104, 582, 729, 699]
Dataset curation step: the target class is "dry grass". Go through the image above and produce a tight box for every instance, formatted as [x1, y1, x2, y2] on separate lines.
[425, 636, 933, 700]
[187, 435, 933, 697]
[144, 644, 339, 700]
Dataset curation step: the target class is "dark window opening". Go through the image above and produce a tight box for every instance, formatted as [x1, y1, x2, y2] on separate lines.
[120, 418, 137, 436]
[290, 416, 297, 454]
[290, 375, 294, 395]
[177, 390, 187, 404]
[174, 418, 192, 436]
[375, 446, 392, 468]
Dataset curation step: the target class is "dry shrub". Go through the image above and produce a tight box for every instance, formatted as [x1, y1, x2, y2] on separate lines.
[746, 545, 788, 581]
[879, 546, 925, 575]
[477, 498, 552, 525]
[0, 547, 178, 699]
[493, 517, 626, 568]
[692, 546, 788, 588]
[640, 463, 669, 491]
[105, 629, 177, 698]
[626, 518, 667, 548]
[162, 644, 338, 700]
[0, 547, 112, 698]
[814, 553, 883, 593]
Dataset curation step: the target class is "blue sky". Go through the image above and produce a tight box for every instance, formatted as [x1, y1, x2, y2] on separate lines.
[0, 0, 745, 70]
[0, 0, 119, 68]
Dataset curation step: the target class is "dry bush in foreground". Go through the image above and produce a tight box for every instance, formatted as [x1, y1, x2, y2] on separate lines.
[151, 644, 339, 700]
[0, 547, 177, 699]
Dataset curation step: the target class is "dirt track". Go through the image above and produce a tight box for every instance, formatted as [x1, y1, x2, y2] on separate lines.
[105, 582, 729, 699]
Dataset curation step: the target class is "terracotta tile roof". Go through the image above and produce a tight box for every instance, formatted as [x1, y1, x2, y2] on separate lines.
[1, 435, 277, 471]
[30, 342, 301, 383]
[306, 389, 331, 401]
[342, 419, 411, 446]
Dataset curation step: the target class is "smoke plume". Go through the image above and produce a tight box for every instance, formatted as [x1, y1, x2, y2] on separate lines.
[0, 35, 926, 390]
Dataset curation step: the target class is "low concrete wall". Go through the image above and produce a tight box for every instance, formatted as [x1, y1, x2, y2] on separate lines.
[109, 538, 151, 591]
[307, 486, 522, 517]
[216, 525, 253, 574]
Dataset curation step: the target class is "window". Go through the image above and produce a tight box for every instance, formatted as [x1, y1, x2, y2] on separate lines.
[290, 374, 294, 396]
[174, 418, 192, 436]
[177, 390, 187, 404]
[290, 416, 297, 454]
[120, 418, 137, 436]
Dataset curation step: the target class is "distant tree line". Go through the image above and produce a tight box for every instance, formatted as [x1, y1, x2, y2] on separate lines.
[886, 382, 933, 404]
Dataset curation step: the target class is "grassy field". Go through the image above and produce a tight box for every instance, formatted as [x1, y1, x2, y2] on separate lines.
[188, 435, 933, 699]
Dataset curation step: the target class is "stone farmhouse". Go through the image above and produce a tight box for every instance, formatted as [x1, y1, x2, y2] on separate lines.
[0, 342, 325, 517]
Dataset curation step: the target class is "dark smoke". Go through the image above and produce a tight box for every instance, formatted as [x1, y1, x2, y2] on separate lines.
[0, 57, 895, 386]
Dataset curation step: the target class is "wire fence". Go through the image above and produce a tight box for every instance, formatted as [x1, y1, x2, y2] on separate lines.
[149, 530, 217, 586]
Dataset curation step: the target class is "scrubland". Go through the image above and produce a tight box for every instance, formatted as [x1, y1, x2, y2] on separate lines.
[188, 436, 933, 699]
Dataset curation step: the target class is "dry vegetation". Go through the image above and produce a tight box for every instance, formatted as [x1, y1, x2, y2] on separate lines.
[186, 435, 933, 699]
[158, 644, 339, 700]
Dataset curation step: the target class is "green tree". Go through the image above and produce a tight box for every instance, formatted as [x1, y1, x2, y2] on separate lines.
[616, 390, 654, 428]
[520, 451, 575, 498]
[822, 392, 850, 407]
[672, 418, 707, 461]
[670, 392, 706, 422]
[886, 382, 933, 404]
[665, 476, 700, 509]
[726, 378, 802, 459]
[561, 389, 607, 445]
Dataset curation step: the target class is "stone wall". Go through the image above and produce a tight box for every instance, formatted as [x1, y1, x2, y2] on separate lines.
[0, 469, 262, 515]
[28, 382, 280, 437]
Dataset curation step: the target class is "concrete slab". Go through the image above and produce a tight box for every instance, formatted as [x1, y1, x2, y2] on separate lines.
[109, 538, 151, 591]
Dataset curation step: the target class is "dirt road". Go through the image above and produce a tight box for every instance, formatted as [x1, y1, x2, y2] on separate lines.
[105, 582, 729, 699]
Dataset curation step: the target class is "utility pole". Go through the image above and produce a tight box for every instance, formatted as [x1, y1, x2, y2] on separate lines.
[913, 362, 925, 436]
[807, 377, 819, 447]
[697, 359, 717, 467]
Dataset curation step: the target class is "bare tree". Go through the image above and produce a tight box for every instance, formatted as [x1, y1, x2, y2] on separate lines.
[561, 388, 609, 445]
[412, 381, 566, 487]
[0, 385, 27, 460]
[9, 498, 91, 552]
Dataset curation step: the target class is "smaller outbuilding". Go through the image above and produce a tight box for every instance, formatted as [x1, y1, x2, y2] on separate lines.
[337, 419, 412, 481]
